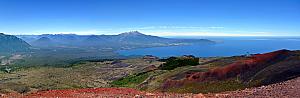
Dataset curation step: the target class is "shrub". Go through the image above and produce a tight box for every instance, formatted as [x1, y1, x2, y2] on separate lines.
[111, 72, 150, 87]
[159, 56, 199, 70]
[13, 86, 31, 94]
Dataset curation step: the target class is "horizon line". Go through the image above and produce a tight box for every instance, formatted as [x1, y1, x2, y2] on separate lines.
[2, 32, 299, 37]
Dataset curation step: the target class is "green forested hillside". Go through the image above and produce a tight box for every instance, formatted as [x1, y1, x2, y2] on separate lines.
[0, 33, 31, 54]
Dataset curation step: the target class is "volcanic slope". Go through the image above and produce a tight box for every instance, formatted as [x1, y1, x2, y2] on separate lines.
[112, 50, 300, 94]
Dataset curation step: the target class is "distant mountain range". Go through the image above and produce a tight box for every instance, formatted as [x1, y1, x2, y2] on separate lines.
[17, 31, 215, 50]
[0, 33, 31, 54]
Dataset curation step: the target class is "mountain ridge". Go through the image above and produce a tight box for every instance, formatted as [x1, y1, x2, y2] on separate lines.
[17, 31, 215, 50]
[0, 33, 31, 54]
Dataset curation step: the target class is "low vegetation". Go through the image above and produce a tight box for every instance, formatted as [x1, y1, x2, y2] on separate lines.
[110, 50, 300, 94]
[166, 79, 247, 94]
[111, 72, 150, 88]
[0, 58, 162, 94]
[159, 55, 199, 70]
[1, 50, 300, 95]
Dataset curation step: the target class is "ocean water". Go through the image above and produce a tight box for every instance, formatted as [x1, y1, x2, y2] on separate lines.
[117, 37, 300, 57]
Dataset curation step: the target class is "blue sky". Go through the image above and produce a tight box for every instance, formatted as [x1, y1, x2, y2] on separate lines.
[0, 0, 299, 36]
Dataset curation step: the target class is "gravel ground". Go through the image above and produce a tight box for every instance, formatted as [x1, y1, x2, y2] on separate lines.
[1, 77, 299, 98]
[208, 77, 300, 98]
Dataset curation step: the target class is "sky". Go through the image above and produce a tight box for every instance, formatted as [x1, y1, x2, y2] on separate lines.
[0, 0, 299, 36]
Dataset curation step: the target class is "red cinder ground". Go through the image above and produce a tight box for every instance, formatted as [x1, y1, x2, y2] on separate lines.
[187, 49, 290, 81]
[163, 50, 291, 88]
[1, 50, 297, 98]
[2, 77, 299, 98]
[1, 88, 197, 98]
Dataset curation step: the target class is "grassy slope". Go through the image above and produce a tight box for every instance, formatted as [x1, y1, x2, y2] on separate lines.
[2, 50, 299, 94]
[0, 58, 162, 94]
[111, 50, 300, 94]
[111, 57, 212, 91]
[111, 62, 211, 92]
[0, 65, 99, 93]
[111, 72, 151, 88]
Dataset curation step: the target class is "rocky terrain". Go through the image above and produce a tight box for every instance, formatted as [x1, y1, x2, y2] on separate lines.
[208, 77, 300, 97]
[135, 50, 300, 94]
[1, 50, 300, 97]
[1, 77, 299, 98]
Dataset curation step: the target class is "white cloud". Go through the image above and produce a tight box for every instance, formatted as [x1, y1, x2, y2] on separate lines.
[208, 26, 225, 29]
[145, 31, 279, 36]
[28, 29, 116, 35]
[53, 30, 106, 35]
[124, 26, 225, 30]
[5, 26, 297, 37]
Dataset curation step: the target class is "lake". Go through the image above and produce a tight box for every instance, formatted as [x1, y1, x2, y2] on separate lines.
[117, 37, 300, 57]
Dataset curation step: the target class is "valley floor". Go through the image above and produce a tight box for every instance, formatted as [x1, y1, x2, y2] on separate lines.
[1, 77, 299, 98]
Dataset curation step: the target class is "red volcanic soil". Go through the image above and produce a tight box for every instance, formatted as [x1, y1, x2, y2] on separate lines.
[207, 77, 300, 97]
[163, 50, 291, 88]
[1, 88, 196, 98]
[27, 88, 144, 97]
[187, 50, 290, 81]
[2, 77, 299, 98]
